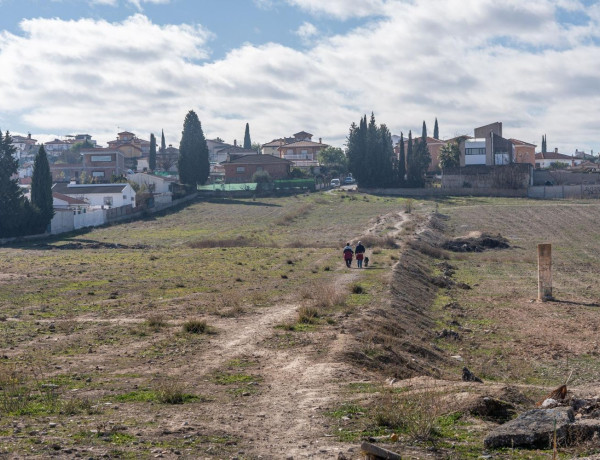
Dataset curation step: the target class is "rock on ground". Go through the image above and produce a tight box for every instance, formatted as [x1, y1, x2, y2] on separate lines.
[484, 407, 574, 449]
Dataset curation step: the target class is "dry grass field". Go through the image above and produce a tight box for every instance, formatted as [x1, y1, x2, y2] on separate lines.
[2, 192, 600, 459]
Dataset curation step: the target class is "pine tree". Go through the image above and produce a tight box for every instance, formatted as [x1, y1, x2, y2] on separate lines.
[433, 118, 439, 140]
[0, 131, 28, 237]
[160, 129, 166, 154]
[243, 123, 251, 150]
[397, 132, 406, 186]
[149, 133, 156, 171]
[178, 110, 210, 187]
[31, 145, 54, 230]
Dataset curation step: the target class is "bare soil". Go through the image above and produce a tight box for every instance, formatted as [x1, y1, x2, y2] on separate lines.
[3, 195, 600, 459]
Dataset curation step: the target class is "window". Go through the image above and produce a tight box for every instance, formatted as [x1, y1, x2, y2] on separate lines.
[465, 148, 485, 156]
[123, 195, 127, 199]
[92, 171, 105, 177]
[103, 197, 113, 206]
[287, 149, 293, 155]
[256, 166, 263, 172]
[236, 166, 245, 173]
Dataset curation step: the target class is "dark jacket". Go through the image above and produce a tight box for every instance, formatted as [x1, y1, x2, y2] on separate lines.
[355, 244, 365, 254]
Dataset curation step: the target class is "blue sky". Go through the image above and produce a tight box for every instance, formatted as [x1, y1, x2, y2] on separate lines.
[0, 0, 367, 60]
[0, 0, 599, 153]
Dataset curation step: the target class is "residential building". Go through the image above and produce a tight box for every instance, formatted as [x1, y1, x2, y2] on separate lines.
[262, 131, 327, 168]
[221, 154, 292, 183]
[454, 122, 517, 167]
[509, 139, 536, 167]
[127, 172, 176, 195]
[11, 134, 38, 160]
[400, 136, 446, 172]
[52, 182, 136, 208]
[52, 192, 90, 212]
[463, 138, 487, 166]
[207, 139, 234, 163]
[50, 148, 125, 182]
[44, 138, 71, 156]
[535, 149, 576, 169]
[107, 131, 150, 169]
[66, 134, 96, 147]
[261, 139, 287, 156]
[213, 144, 255, 165]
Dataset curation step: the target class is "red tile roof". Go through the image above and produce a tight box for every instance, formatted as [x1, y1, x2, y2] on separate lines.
[278, 140, 327, 149]
[510, 139, 537, 147]
[53, 192, 88, 205]
[222, 154, 292, 165]
[535, 152, 573, 160]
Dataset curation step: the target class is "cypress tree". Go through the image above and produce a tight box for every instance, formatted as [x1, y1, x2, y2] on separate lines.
[433, 118, 439, 140]
[31, 145, 54, 231]
[178, 110, 209, 187]
[243, 123, 251, 150]
[406, 130, 413, 185]
[421, 120, 427, 142]
[149, 133, 156, 171]
[397, 132, 406, 186]
[160, 129, 166, 154]
[378, 123, 395, 187]
[0, 131, 28, 237]
[542, 135, 547, 154]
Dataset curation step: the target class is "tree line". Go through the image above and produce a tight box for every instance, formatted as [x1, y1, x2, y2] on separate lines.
[346, 113, 431, 187]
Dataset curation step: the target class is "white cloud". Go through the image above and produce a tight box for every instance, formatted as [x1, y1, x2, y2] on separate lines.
[285, 0, 389, 19]
[2, 1, 600, 153]
[294, 21, 318, 43]
[88, 0, 171, 9]
[89, 0, 118, 6]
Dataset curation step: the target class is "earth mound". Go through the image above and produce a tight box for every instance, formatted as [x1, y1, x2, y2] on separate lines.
[443, 232, 509, 252]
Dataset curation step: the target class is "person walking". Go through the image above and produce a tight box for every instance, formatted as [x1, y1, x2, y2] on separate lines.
[355, 241, 366, 268]
[343, 243, 354, 268]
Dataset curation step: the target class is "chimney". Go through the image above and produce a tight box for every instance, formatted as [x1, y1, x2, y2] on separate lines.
[319, 138, 322, 144]
[555, 148, 558, 153]
[27, 133, 31, 139]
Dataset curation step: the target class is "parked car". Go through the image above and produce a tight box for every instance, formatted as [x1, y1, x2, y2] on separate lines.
[343, 176, 355, 185]
[330, 178, 340, 187]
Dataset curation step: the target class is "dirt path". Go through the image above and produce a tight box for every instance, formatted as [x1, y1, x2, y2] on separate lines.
[187, 270, 367, 458]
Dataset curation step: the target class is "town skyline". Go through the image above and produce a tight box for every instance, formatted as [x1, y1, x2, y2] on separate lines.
[1, 0, 599, 153]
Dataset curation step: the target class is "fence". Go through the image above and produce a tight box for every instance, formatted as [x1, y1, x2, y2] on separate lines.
[528, 184, 600, 199]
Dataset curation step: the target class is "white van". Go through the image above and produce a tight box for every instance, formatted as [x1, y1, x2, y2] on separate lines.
[330, 178, 340, 187]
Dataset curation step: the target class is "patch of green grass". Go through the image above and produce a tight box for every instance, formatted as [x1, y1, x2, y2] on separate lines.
[106, 432, 136, 445]
[114, 389, 157, 403]
[344, 382, 380, 393]
[326, 403, 366, 419]
[212, 373, 257, 385]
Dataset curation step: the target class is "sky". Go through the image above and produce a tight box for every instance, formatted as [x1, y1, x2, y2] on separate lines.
[0, 0, 599, 153]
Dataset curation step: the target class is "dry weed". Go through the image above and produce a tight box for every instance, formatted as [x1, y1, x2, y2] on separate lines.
[297, 306, 320, 324]
[311, 282, 346, 309]
[359, 234, 398, 249]
[374, 384, 443, 443]
[182, 319, 209, 334]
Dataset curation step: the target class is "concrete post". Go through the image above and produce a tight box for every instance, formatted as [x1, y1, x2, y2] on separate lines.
[538, 243, 553, 301]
